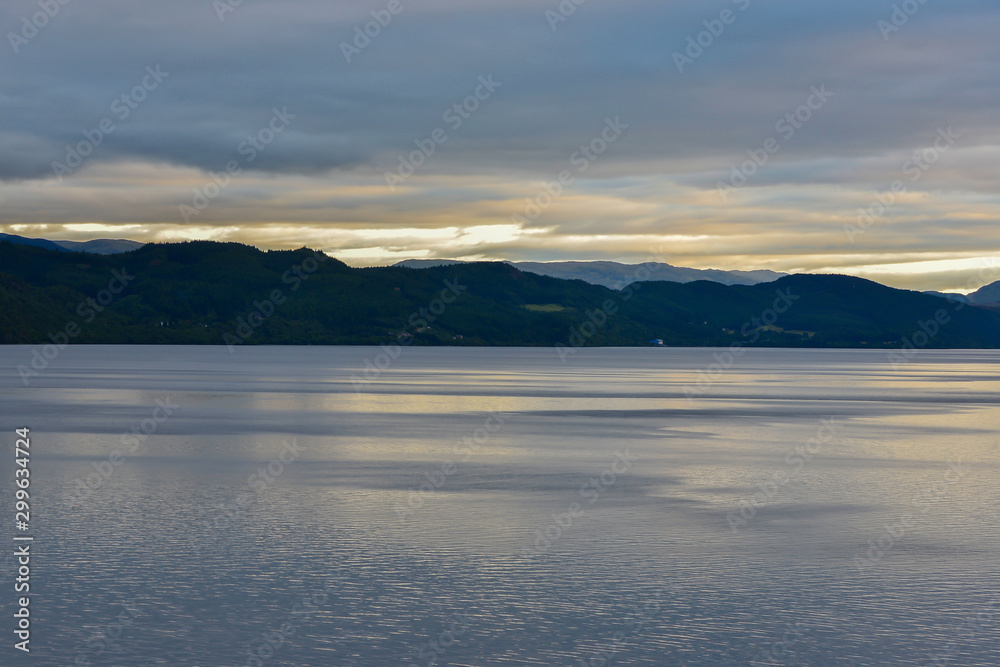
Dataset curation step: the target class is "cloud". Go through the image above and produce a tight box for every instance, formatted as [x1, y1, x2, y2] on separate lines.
[2, 0, 1000, 290]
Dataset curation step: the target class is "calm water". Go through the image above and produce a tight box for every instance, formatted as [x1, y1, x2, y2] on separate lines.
[1, 346, 998, 666]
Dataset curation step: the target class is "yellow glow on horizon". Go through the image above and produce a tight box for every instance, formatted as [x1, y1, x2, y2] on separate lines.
[63, 223, 147, 234]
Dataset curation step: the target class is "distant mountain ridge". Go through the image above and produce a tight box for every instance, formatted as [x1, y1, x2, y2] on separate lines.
[0, 233, 144, 255]
[923, 290, 970, 304]
[395, 259, 787, 288]
[0, 235, 783, 287]
[4, 240, 1000, 349]
[967, 281, 1000, 307]
[6, 233, 1000, 304]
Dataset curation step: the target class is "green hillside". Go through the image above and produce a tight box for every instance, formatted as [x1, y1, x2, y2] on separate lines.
[2, 240, 998, 349]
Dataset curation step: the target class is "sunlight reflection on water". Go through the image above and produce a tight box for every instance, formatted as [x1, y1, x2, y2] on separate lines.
[0, 346, 997, 665]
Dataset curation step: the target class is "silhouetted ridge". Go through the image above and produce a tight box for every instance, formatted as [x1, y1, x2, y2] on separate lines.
[2, 240, 999, 348]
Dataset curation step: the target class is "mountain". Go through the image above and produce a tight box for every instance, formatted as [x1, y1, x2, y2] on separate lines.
[967, 280, 1000, 307]
[394, 259, 786, 288]
[52, 238, 145, 254]
[3, 239, 1000, 348]
[923, 290, 970, 305]
[393, 259, 466, 269]
[0, 233, 68, 253]
[0, 233, 143, 255]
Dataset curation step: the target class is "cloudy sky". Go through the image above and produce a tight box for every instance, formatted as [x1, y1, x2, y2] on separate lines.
[2, 0, 998, 291]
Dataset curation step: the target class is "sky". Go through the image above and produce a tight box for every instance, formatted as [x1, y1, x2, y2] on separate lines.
[2, 0, 999, 292]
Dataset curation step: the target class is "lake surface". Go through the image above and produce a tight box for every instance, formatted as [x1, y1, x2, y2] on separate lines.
[1, 346, 998, 665]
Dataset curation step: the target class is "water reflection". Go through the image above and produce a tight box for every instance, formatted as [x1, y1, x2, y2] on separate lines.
[0, 346, 997, 665]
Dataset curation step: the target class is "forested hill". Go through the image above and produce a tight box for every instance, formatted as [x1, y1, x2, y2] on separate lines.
[2, 240, 999, 349]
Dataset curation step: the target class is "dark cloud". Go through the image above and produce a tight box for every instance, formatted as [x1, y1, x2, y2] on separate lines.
[2, 0, 999, 288]
[1, 0, 995, 180]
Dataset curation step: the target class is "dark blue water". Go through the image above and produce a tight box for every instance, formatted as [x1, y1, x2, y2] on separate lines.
[1, 346, 998, 665]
